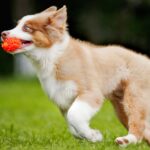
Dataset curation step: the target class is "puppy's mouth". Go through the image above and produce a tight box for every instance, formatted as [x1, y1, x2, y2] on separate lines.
[1, 37, 33, 48]
[1, 36, 34, 54]
[21, 40, 33, 48]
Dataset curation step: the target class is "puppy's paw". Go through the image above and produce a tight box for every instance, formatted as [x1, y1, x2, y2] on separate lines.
[86, 129, 103, 142]
[115, 134, 138, 147]
[69, 126, 82, 139]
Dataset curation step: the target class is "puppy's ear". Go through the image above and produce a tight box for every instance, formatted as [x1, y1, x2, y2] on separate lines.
[42, 6, 57, 13]
[50, 5, 67, 29]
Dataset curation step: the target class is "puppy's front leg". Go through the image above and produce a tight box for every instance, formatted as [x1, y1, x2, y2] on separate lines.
[66, 92, 104, 142]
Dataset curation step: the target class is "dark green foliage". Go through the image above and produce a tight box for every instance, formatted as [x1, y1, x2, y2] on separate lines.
[0, 0, 150, 75]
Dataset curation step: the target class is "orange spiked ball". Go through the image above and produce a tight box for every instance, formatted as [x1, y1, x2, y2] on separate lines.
[1, 38, 22, 52]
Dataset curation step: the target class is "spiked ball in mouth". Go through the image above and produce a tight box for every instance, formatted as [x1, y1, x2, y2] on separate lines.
[1, 38, 33, 52]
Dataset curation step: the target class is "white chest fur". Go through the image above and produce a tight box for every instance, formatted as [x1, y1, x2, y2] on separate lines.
[25, 33, 77, 110]
[39, 75, 77, 110]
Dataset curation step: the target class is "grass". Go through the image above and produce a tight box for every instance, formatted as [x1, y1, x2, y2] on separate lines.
[0, 77, 149, 150]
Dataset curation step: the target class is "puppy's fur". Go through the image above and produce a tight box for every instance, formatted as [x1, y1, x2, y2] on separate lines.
[2, 6, 150, 147]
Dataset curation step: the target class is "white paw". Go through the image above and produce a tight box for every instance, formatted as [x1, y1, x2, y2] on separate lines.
[86, 129, 103, 142]
[69, 126, 82, 138]
[115, 134, 138, 147]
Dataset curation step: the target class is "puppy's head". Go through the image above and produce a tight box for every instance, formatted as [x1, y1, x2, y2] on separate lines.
[1, 6, 67, 53]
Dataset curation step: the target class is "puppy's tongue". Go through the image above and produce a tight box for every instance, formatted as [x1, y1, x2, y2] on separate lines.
[21, 40, 32, 44]
[21, 40, 33, 48]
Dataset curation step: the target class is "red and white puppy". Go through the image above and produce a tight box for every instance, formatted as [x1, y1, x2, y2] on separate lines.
[2, 6, 150, 147]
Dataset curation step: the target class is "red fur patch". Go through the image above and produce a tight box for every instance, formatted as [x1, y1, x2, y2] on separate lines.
[23, 7, 67, 48]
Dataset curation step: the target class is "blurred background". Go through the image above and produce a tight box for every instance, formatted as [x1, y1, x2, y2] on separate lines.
[0, 0, 150, 77]
[0, 1, 150, 148]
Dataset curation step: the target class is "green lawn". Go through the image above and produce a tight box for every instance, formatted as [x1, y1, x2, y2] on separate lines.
[0, 78, 149, 150]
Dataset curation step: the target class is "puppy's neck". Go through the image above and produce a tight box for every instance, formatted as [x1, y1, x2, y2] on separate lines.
[24, 32, 70, 71]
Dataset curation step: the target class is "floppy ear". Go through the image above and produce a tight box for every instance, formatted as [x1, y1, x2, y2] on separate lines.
[42, 6, 57, 13]
[50, 5, 67, 29]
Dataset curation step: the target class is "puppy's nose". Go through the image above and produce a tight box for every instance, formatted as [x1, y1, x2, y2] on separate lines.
[1, 31, 9, 40]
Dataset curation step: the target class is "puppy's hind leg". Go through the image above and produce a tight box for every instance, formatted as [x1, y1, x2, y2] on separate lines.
[143, 121, 150, 144]
[115, 83, 146, 147]
[66, 92, 104, 142]
[110, 80, 129, 129]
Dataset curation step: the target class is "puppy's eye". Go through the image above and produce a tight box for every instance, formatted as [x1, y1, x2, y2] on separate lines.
[23, 25, 33, 33]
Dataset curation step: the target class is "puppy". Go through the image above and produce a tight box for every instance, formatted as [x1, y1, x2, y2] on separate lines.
[1, 6, 150, 147]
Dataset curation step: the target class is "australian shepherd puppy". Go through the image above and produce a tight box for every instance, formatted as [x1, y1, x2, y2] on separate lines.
[1, 6, 150, 147]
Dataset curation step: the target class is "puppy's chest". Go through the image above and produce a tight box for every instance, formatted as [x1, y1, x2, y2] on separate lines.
[38, 73, 77, 110]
